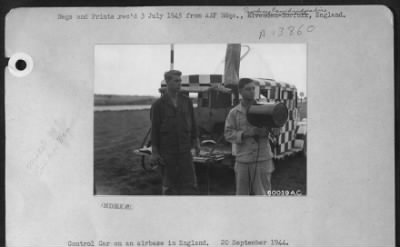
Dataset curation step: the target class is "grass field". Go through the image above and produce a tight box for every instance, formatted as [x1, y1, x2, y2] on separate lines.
[94, 102, 307, 196]
[95, 94, 156, 106]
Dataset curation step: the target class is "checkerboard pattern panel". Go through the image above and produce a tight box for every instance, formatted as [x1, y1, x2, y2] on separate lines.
[161, 74, 224, 88]
[276, 98, 297, 155]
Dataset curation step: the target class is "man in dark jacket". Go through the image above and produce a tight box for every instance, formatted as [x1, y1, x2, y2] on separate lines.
[150, 70, 200, 195]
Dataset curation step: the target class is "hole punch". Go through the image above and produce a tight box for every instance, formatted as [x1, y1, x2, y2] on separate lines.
[15, 59, 27, 71]
[8, 52, 33, 77]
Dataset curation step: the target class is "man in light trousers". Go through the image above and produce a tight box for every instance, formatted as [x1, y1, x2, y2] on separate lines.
[224, 78, 279, 195]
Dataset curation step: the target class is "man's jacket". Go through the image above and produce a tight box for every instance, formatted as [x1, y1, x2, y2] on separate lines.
[151, 93, 198, 155]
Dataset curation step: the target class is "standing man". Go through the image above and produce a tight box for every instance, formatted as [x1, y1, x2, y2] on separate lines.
[150, 70, 200, 195]
[224, 79, 279, 195]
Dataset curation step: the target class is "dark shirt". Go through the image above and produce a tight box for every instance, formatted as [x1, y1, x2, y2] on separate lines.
[151, 93, 198, 155]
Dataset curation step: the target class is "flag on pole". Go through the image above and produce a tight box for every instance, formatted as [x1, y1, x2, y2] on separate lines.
[224, 44, 241, 105]
[223, 44, 241, 86]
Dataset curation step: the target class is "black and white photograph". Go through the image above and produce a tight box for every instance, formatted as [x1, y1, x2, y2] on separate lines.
[5, 6, 395, 247]
[94, 43, 307, 195]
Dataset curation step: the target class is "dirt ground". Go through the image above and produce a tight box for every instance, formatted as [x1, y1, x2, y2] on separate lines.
[94, 105, 307, 196]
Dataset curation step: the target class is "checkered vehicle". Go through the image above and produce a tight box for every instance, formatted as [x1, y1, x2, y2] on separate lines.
[161, 75, 306, 160]
[134, 74, 306, 167]
[248, 78, 305, 159]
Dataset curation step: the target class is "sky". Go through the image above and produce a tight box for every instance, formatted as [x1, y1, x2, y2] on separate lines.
[95, 43, 307, 96]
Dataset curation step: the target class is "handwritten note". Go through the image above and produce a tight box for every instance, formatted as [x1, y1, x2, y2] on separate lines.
[259, 24, 317, 39]
[26, 119, 75, 176]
